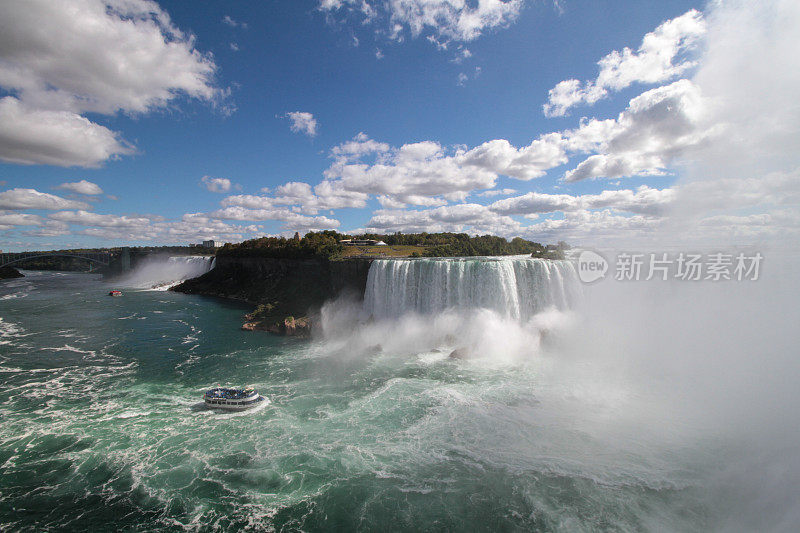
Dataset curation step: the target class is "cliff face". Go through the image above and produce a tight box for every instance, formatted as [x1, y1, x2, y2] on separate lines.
[171, 256, 372, 332]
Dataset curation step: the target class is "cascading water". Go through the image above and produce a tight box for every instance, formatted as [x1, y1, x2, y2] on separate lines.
[118, 255, 214, 290]
[362, 256, 580, 321]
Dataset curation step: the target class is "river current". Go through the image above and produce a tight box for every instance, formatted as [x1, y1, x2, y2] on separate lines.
[1, 258, 797, 531]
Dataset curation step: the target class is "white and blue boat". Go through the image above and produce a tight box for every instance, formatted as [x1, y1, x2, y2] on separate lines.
[203, 387, 266, 411]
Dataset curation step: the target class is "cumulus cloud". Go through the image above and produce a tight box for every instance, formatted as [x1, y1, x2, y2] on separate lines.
[461, 134, 568, 180]
[0, 212, 43, 229]
[330, 178, 681, 244]
[222, 180, 367, 215]
[56, 180, 103, 195]
[49, 210, 152, 228]
[0, 97, 133, 167]
[543, 9, 705, 117]
[320, 99, 710, 206]
[23, 209, 262, 244]
[325, 138, 496, 205]
[201, 176, 233, 193]
[323, 132, 567, 206]
[475, 188, 517, 198]
[22, 220, 70, 237]
[0, 0, 221, 166]
[0, 188, 90, 211]
[365, 203, 521, 235]
[521, 209, 661, 245]
[212, 205, 340, 231]
[661, 0, 800, 247]
[490, 185, 674, 216]
[285, 111, 318, 137]
[562, 80, 717, 181]
[319, 0, 524, 46]
[356, 184, 673, 239]
[330, 132, 390, 162]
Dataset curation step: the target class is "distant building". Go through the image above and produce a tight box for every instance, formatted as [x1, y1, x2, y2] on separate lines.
[340, 239, 386, 246]
[202, 240, 216, 248]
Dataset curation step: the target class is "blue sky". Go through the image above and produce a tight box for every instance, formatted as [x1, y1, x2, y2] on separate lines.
[1, 0, 797, 252]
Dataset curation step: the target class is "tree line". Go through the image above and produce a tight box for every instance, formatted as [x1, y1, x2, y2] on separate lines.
[217, 231, 566, 259]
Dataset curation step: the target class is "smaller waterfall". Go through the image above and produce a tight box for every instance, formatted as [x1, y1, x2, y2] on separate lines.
[362, 257, 580, 321]
[118, 255, 214, 290]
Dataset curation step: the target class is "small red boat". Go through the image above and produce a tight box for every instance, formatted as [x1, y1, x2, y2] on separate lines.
[108, 290, 123, 297]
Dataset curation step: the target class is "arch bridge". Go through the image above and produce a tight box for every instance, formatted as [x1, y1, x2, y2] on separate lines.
[0, 251, 113, 268]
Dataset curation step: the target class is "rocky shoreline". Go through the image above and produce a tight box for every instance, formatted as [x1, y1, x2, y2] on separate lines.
[0, 266, 24, 279]
[171, 256, 371, 336]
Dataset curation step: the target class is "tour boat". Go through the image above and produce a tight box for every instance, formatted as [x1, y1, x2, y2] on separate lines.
[108, 290, 123, 296]
[203, 387, 266, 411]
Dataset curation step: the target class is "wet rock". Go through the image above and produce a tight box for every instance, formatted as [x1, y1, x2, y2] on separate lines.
[0, 266, 24, 279]
[449, 347, 471, 360]
[243, 315, 311, 337]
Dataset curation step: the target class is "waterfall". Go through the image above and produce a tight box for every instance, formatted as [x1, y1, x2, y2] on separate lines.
[362, 257, 580, 321]
[118, 255, 215, 290]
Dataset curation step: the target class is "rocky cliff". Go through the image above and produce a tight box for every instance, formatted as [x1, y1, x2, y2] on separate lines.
[171, 256, 371, 334]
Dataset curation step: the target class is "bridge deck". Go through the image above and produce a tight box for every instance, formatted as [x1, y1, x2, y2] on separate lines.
[0, 252, 113, 267]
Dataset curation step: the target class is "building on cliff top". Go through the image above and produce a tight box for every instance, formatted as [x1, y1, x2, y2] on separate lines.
[340, 239, 387, 246]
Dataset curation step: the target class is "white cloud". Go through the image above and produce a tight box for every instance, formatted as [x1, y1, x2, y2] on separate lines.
[319, 0, 524, 46]
[2, 204, 262, 244]
[56, 180, 103, 195]
[201, 176, 233, 193]
[0, 0, 219, 115]
[19, 209, 262, 244]
[325, 138, 497, 205]
[272, 180, 367, 213]
[357, 184, 674, 239]
[543, 9, 705, 117]
[475, 188, 517, 198]
[323, 132, 567, 206]
[452, 47, 472, 63]
[520, 209, 661, 245]
[562, 80, 717, 181]
[0, 188, 90, 211]
[49, 210, 151, 228]
[222, 15, 247, 29]
[330, 132, 390, 162]
[0, 0, 221, 167]
[221, 179, 367, 215]
[564, 153, 667, 182]
[0, 97, 133, 167]
[285, 111, 318, 137]
[211, 205, 340, 231]
[490, 185, 674, 216]
[461, 134, 567, 180]
[0, 212, 43, 228]
[365, 203, 521, 235]
[22, 220, 69, 237]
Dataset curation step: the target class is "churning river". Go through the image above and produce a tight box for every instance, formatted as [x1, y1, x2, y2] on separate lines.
[1, 257, 798, 531]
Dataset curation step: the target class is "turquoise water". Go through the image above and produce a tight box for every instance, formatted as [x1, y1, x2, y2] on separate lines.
[0, 269, 772, 531]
